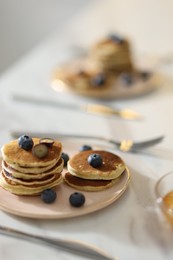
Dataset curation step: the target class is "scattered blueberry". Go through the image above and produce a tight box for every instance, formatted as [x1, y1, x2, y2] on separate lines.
[79, 145, 92, 152]
[61, 152, 70, 167]
[90, 73, 106, 87]
[41, 189, 57, 204]
[140, 71, 151, 81]
[4, 170, 12, 178]
[88, 153, 103, 168]
[108, 33, 124, 44]
[32, 143, 48, 158]
[18, 135, 34, 151]
[120, 73, 134, 86]
[39, 138, 54, 147]
[69, 192, 85, 207]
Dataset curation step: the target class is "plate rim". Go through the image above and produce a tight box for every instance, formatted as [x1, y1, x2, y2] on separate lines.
[0, 166, 130, 219]
[51, 57, 163, 100]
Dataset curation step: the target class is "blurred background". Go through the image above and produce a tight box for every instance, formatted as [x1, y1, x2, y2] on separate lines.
[1, 0, 173, 75]
[0, 0, 94, 74]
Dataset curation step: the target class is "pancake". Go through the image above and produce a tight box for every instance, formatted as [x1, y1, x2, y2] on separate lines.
[2, 169, 62, 187]
[1, 138, 62, 167]
[63, 171, 119, 191]
[0, 170, 62, 196]
[6, 158, 59, 174]
[0, 137, 63, 195]
[67, 150, 126, 180]
[2, 158, 64, 180]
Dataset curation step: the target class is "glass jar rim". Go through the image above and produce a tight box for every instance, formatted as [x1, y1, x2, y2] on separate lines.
[155, 171, 173, 199]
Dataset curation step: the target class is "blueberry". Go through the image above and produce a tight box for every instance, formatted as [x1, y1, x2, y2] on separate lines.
[32, 143, 48, 158]
[69, 192, 85, 207]
[61, 152, 70, 167]
[41, 189, 57, 204]
[88, 153, 103, 168]
[140, 71, 151, 81]
[4, 170, 12, 178]
[18, 135, 34, 151]
[79, 145, 92, 152]
[108, 33, 124, 44]
[90, 73, 106, 87]
[120, 73, 134, 86]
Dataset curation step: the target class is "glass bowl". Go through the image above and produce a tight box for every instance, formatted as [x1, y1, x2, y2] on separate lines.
[155, 171, 173, 225]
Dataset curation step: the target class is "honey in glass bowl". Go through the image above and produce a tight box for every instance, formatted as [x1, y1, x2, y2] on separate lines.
[155, 171, 173, 225]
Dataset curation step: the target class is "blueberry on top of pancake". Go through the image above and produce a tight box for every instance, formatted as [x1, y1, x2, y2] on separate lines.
[88, 153, 103, 168]
[1, 137, 62, 167]
[107, 33, 124, 44]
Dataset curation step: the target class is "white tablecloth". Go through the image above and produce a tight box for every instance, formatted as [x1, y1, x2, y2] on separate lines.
[0, 1, 173, 259]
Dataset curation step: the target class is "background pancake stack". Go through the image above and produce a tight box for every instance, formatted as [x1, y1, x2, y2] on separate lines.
[64, 150, 126, 191]
[0, 138, 63, 195]
[91, 36, 133, 73]
[52, 33, 137, 99]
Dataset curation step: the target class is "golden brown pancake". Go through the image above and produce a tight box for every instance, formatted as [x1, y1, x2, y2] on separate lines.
[0, 170, 62, 195]
[2, 158, 64, 180]
[67, 150, 126, 180]
[6, 158, 59, 174]
[63, 171, 120, 191]
[1, 138, 62, 167]
[2, 169, 61, 187]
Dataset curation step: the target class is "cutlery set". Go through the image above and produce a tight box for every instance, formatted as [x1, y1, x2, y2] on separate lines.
[11, 93, 165, 154]
[11, 93, 164, 154]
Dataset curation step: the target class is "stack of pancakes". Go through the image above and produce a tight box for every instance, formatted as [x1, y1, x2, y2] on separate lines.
[0, 138, 63, 195]
[64, 150, 126, 191]
[52, 34, 136, 99]
[91, 37, 133, 73]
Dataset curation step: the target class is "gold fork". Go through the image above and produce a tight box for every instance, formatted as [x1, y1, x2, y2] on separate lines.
[119, 140, 134, 152]
[11, 131, 164, 153]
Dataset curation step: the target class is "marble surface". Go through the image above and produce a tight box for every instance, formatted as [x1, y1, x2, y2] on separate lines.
[0, 0, 173, 259]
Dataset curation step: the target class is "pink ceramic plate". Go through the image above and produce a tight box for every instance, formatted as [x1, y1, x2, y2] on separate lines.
[0, 141, 130, 219]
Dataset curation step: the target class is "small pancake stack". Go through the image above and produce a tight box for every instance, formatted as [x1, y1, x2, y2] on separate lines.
[52, 33, 138, 99]
[91, 35, 133, 73]
[0, 137, 63, 195]
[64, 150, 126, 191]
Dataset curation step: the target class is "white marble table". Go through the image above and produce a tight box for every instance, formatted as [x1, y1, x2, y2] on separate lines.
[1, 0, 173, 259]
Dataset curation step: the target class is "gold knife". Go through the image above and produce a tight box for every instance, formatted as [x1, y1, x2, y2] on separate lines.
[12, 94, 142, 120]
